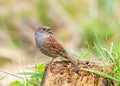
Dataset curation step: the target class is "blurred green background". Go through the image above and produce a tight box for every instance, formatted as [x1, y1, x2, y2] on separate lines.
[0, 0, 120, 85]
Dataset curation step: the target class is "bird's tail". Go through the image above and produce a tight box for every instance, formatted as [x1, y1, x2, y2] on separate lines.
[65, 54, 79, 71]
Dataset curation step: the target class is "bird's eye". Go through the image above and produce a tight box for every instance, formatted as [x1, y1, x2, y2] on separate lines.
[42, 28, 46, 30]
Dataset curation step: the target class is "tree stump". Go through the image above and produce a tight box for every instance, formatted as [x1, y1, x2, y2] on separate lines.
[40, 60, 116, 86]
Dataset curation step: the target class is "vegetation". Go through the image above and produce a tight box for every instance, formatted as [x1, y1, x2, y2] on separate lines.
[0, 0, 120, 86]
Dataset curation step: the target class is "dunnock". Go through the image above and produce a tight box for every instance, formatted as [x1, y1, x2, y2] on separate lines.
[35, 26, 79, 71]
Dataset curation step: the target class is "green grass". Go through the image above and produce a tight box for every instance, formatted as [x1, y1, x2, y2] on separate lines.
[94, 41, 120, 84]
[0, 0, 120, 85]
[0, 41, 119, 86]
[0, 63, 45, 86]
[67, 40, 120, 85]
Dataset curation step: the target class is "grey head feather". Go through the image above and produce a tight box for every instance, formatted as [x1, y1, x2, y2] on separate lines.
[35, 29, 50, 48]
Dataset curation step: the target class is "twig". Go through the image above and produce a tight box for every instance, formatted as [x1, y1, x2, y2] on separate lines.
[0, 70, 23, 79]
[0, 70, 40, 86]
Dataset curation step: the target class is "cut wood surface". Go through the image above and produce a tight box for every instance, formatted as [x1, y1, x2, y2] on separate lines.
[40, 60, 116, 86]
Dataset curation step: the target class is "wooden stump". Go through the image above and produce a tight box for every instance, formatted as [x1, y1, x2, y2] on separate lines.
[40, 60, 116, 86]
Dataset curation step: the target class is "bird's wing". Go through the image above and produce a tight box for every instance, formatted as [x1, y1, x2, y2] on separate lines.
[43, 35, 68, 57]
[43, 36, 77, 68]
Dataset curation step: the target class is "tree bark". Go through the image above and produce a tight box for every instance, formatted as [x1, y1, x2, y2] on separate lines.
[40, 60, 117, 86]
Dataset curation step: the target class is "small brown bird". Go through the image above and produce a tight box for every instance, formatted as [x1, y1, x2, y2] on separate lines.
[35, 26, 79, 70]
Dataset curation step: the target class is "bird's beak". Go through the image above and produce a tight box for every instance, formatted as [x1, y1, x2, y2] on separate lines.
[47, 29, 53, 34]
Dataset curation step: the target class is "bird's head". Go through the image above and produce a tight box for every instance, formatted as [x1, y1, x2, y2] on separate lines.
[36, 26, 53, 34]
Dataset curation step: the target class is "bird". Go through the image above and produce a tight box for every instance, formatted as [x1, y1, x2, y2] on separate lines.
[35, 26, 79, 71]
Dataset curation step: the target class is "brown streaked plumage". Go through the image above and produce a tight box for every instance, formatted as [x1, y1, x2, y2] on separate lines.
[35, 26, 78, 70]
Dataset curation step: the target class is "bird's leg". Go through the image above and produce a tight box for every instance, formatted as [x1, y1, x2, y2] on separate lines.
[46, 58, 56, 69]
[50, 57, 56, 65]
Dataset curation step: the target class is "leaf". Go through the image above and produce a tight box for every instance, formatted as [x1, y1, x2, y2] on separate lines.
[80, 68, 118, 81]
[16, 72, 44, 79]
[35, 63, 45, 72]
[9, 80, 24, 86]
